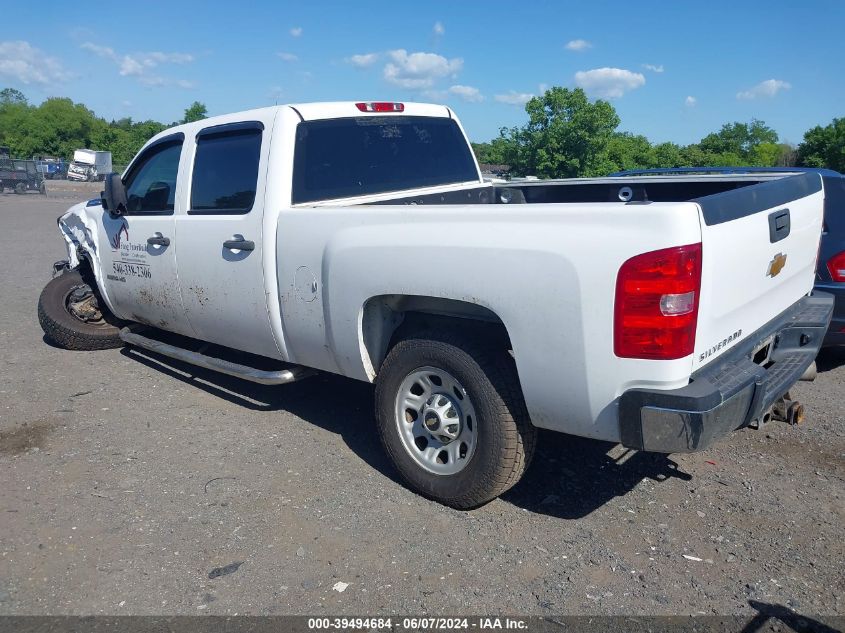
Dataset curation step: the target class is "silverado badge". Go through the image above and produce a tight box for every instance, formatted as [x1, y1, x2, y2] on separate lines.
[767, 252, 787, 278]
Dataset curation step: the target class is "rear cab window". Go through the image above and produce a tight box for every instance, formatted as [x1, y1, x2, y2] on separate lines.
[189, 122, 263, 214]
[292, 116, 479, 204]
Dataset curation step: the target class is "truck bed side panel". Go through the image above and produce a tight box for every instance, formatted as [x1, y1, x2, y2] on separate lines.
[275, 202, 702, 441]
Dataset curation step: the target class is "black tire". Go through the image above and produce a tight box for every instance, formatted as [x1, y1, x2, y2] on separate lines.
[375, 330, 536, 509]
[14, 182, 26, 194]
[38, 269, 124, 350]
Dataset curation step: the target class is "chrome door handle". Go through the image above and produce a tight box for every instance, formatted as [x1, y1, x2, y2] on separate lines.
[223, 239, 255, 251]
[147, 235, 170, 246]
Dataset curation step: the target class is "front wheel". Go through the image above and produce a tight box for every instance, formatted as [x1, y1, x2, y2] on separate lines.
[38, 269, 124, 350]
[375, 331, 536, 509]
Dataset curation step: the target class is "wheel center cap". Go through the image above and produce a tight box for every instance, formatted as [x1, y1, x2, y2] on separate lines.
[421, 394, 461, 443]
[423, 411, 441, 432]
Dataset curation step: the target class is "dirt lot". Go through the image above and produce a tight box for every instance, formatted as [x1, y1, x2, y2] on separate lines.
[0, 192, 843, 618]
[40, 179, 104, 200]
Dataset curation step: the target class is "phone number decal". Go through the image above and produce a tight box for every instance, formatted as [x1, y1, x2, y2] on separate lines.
[112, 261, 151, 279]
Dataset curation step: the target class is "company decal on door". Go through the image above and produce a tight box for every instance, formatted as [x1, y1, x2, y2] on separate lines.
[103, 215, 151, 283]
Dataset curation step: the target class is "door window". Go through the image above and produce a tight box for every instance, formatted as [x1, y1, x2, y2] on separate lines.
[190, 123, 263, 214]
[123, 137, 183, 214]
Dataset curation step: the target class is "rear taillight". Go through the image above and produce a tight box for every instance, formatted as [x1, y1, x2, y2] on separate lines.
[355, 102, 405, 112]
[614, 243, 703, 360]
[828, 251, 845, 282]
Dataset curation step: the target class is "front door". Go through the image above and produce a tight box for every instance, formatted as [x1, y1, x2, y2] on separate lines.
[174, 119, 282, 359]
[97, 134, 192, 336]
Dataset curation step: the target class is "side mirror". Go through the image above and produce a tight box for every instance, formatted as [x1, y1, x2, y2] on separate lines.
[101, 173, 128, 216]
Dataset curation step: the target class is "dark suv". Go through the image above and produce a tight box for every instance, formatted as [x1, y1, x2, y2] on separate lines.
[611, 167, 845, 347]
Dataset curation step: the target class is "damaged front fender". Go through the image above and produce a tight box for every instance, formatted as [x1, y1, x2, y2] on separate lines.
[56, 199, 115, 313]
[57, 199, 101, 269]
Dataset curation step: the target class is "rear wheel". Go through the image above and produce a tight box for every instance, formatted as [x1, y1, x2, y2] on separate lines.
[14, 182, 26, 194]
[375, 330, 536, 509]
[38, 269, 124, 350]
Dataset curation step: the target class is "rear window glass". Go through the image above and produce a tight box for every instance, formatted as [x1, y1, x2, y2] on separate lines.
[191, 128, 262, 213]
[292, 116, 478, 203]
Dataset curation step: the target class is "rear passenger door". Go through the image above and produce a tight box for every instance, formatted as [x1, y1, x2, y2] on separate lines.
[174, 118, 282, 358]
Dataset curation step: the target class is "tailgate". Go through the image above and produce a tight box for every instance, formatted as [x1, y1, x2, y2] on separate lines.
[693, 173, 825, 369]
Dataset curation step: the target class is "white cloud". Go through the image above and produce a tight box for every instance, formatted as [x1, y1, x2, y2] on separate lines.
[119, 56, 145, 77]
[574, 67, 645, 98]
[145, 51, 195, 64]
[449, 84, 483, 103]
[643, 63, 664, 73]
[80, 41, 195, 88]
[277, 52, 298, 62]
[289, 26, 303, 37]
[80, 42, 116, 59]
[538, 83, 549, 94]
[736, 78, 791, 100]
[494, 91, 534, 106]
[383, 49, 463, 89]
[82, 43, 193, 69]
[685, 95, 697, 107]
[0, 40, 70, 85]
[433, 21, 445, 36]
[346, 53, 379, 68]
[565, 39, 592, 52]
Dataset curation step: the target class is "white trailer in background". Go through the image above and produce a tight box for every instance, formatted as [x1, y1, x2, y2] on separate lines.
[67, 149, 112, 182]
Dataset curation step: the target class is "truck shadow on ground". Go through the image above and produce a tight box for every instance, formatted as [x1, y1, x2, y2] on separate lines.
[815, 345, 845, 373]
[742, 600, 841, 633]
[503, 432, 691, 519]
[122, 347, 690, 518]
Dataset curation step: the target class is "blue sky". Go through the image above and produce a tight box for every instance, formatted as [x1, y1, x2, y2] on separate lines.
[4, 0, 844, 145]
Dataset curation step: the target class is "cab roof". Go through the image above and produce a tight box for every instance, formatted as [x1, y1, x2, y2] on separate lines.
[142, 101, 456, 156]
[287, 101, 452, 121]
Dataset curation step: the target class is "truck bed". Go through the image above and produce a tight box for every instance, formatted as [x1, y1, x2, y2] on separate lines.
[367, 172, 814, 209]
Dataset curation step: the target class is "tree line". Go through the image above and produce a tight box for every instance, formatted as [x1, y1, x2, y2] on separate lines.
[472, 87, 844, 177]
[1, 85, 842, 175]
[0, 88, 207, 165]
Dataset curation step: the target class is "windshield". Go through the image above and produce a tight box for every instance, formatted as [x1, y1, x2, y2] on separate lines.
[292, 116, 479, 203]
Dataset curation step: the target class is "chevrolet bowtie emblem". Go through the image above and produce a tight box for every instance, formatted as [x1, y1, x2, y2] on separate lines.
[767, 252, 787, 278]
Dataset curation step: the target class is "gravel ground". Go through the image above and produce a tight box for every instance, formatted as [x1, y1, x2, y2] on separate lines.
[0, 193, 843, 618]
[41, 179, 103, 200]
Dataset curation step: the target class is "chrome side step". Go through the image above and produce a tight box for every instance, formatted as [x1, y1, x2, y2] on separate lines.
[119, 328, 314, 385]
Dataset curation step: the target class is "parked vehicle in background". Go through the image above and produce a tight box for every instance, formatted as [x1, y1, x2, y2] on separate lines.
[613, 167, 845, 346]
[0, 158, 45, 194]
[38, 102, 833, 508]
[35, 156, 67, 180]
[0, 146, 9, 159]
[67, 149, 112, 182]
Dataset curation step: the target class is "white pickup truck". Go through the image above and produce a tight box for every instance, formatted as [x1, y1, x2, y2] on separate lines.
[39, 101, 833, 508]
